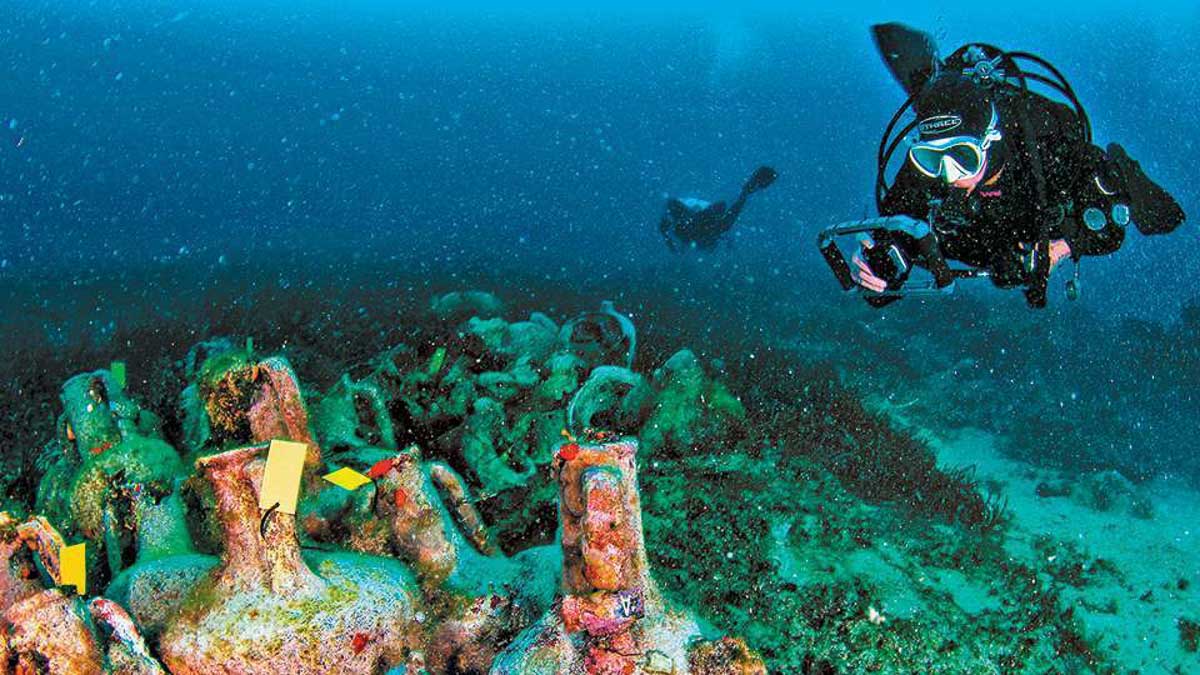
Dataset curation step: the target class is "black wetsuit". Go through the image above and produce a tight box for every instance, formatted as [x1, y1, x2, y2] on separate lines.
[881, 87, 1132, 298]
[660, 198, 745, 253]
[660, 166, 776, 253]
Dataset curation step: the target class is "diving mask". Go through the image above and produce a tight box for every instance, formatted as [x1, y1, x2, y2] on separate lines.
[908, 106, 1002, 183]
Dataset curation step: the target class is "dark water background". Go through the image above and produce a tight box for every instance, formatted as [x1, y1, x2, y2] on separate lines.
[1, 1, 1198, 481]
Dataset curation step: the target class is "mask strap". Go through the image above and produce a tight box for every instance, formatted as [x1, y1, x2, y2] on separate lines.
[980, 104, 1003, 150]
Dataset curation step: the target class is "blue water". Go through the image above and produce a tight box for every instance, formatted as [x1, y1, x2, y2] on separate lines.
[4, 1, 1196, 474]
[4, 1, 1196, 318]
[1, 0, 1196, 455]
[2, 3, 1199, 671]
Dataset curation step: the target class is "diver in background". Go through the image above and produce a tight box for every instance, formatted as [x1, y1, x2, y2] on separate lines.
[851, 25, 1185, 307]
[659, 166, 777, 253]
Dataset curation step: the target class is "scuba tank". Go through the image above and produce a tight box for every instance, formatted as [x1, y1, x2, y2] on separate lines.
[872, 25, 1094, 307]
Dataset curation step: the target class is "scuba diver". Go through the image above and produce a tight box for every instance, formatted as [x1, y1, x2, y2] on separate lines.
[821, 24, 1185, 308]
[659, 166, 778, 252]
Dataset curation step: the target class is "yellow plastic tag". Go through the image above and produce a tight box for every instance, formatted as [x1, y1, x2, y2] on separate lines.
[110, 361, 126, 388]
[323, 467, 372, 492]
[61, 542, 87, 595]
[258, 440, 307, 515]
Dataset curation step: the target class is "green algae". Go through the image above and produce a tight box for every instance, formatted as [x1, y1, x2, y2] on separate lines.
[193, 348, 258, 448]
[134, 490, 196, 562]
[67, 435, 185, 538]
[638, 442, 1103, 672]
[534, 353, 585, 405]
[171, 552, 403, 650]
[315, 376, 398, 452]
[33, 453, 77, 532]
[31, 427, 187, 593]
[174, 573, 221, 625]
[640, 350, 746, 457]
[1180, 617, 1199, 652]
[8, 291, 1133, 672]
[195, 347, 253, 388]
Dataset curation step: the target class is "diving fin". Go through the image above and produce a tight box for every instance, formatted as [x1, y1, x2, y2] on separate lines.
[1105, 143, 1185, 235]
[872, 23, 941, 96]
[743, 166, 778, 194]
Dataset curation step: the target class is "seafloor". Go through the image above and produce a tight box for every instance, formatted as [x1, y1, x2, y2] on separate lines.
[0, 258, 1197, 673]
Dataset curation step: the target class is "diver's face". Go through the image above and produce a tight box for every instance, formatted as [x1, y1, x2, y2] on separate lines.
[950, 153, 989, 192]
[908, 134, 994, 191]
